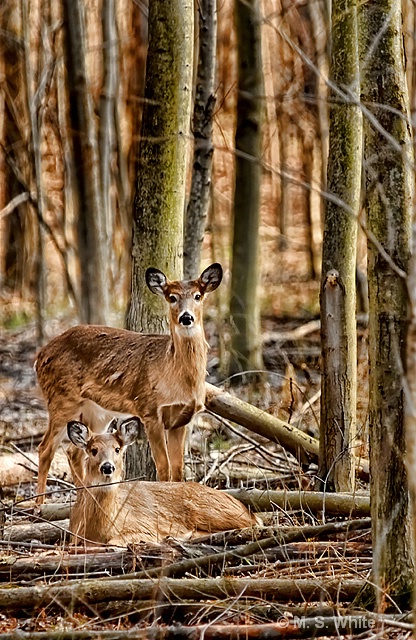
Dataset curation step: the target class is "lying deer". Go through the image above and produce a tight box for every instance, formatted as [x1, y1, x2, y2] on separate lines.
[34, 264, 222, 504]
[68, 417, 260, 545]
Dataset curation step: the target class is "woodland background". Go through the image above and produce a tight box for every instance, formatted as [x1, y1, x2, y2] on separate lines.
[1, 0, 416, 636]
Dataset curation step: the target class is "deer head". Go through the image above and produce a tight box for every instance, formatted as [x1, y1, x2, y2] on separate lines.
[67, 417, 141, 486]
[146, 263, 223, 335]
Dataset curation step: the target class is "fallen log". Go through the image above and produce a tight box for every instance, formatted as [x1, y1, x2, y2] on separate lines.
[2, 519, 69, 544]
[0, 548, 133, 582]
[205, 383, 369, 479]
[0, 577, 365, 613]
[225, 488, 370, 517]
[0, 615, 389, 639]
[0, 541, 184, 582]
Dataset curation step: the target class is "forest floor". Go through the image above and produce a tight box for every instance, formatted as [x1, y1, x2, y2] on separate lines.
[0, 317, 410, 639]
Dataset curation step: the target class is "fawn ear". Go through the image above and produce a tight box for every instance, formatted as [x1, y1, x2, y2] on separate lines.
[67, 421, 90, 449]
[106, 417, 118, 433]
[199, 263, 223, 293]
[118, 417, 141, 447]
[146, 268, 168, 297]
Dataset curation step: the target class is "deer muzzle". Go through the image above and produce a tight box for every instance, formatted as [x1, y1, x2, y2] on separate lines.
[100, 461, 116, 476]
[179, 311, 194, 326]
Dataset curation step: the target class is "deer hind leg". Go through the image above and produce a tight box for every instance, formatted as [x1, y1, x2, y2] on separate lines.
[37, 421, 67, 504]
[166, 426, 186, 482]
[37, 401, 81, 504]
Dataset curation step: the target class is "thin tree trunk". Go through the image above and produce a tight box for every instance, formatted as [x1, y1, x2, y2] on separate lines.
[319, 0, 362, 492]
[183, 0, 217, 280]
[229, 0, 264, 374]
[64, 0, 109, 325]
[99, 0, 118, 266]
[22, 0, 46, 345]
[359, 0, 414, 608]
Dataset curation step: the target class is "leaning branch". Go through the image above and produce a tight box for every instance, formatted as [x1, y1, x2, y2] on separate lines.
[205, 383, 369, 479]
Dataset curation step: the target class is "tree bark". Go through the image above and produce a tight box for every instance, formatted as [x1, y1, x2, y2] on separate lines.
[64, 0, 109, 324]
[183, 0, 217, 280]
[319, 0, 362, 492]
[229, 0, 264, 374]
[124, 0, 194, 480]
[359, 0, 414, 608]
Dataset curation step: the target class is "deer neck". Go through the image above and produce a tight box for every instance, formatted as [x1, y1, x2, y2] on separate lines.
[80, 483, 119, 541]
[170, 325, 208, 378]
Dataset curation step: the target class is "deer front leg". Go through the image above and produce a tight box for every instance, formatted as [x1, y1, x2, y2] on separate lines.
[166, 426, 186, 481]
[145, 420, 171, 481]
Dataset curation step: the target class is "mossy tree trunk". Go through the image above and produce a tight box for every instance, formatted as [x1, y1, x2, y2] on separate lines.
[125, 0, 194, 479]
[229, 0, 264, 375]
[359, 0, 414, 608]
[319, 0, 362, 492]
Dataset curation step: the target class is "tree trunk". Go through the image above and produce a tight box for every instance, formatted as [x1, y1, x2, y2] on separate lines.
[406, 179, 416, 627]
[64, 0, 109, 325]
[125, 0, 194, 479]
[183, 0, 217, 280]
[229, 0, 264, 374]
[99, 0, 118, 265]
[359, 0, 414, 608]
[319, 0, 362, 493]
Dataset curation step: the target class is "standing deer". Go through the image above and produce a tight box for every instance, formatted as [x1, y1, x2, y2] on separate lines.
[35, 263, 222, 504]
[68, 417, 260, 545]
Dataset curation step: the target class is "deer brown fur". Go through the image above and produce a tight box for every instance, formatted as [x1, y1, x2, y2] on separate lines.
[68, 417, 261, 545]
[35, 264, 222, 504]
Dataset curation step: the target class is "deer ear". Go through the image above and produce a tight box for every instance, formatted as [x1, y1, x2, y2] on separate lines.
[146, 268, 167, 297]
[118, 417, 141, 447]
[67, 421, 90, 449]
[199, 263, 223, 293]
[106, 417, 118, 433]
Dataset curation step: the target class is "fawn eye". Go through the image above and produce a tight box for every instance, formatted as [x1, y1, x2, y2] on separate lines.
[194, 293, 202, 301]
[115, 447, 120, 454]
[91, 448, 98, 457]
[168, 294, 177, 303]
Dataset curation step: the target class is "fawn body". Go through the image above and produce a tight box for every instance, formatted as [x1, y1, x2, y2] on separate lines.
[68, 417, 260, 545]
[35, 264, 223, 503]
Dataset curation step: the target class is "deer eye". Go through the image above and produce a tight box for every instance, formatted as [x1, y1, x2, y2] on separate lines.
[168, 294, 177, 303]
[115, 447, 120, 454]
[91, 448, 98, 457]
[194, 293, 202, 301]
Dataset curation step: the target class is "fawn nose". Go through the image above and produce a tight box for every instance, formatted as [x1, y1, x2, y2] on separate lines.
[100, 461, 115, 476]
[179, 311, 194, 326]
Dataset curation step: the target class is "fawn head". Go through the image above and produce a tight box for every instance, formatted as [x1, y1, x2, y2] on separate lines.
[67, 417, 141, 486]
[146, 263, 223, 335]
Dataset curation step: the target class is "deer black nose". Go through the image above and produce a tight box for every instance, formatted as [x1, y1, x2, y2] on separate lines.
[179, 311, 194, 326]
[101, 461, 115, 476]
